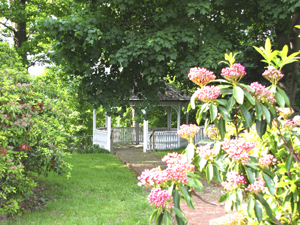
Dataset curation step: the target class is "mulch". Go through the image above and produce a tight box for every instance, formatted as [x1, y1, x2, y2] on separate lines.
[115, 146, 228, 225]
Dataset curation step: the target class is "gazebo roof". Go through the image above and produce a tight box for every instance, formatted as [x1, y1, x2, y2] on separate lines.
[129, 83, 190, 103]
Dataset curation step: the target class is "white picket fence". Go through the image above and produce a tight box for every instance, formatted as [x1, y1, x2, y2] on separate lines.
[93, 129, 109, 149]
[93, 126, 210, 151]
[112, 127, 143, 144]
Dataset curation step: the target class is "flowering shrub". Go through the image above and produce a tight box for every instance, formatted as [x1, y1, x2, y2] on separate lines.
[140, 38, 300, 225]
[0, 42, 71, 215]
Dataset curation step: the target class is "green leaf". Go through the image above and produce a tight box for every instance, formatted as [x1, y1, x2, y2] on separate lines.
[237, 83, 253, 92]
[219, 117, 226, 140]
[255, 103, 262, 120]
[210, 104, 218, 122]
[150, 209, 159, 224]
[227, 96, 235, 112]
[254, 200, 263, 223]
[240, 105, 252, 128]
[221, 88, 233, 95]
[180, 186, 194, 210]
[236, 189, 243, 211]
[256, 119, 267, 138]
[247, 195, 254, 217]
[243, 89, 255, 105]
[255, 193, 273, 219]
[206, 163, 214, 183]
[219, 192, 229, 203]
[156, 212, 163, 225]
[218, 106, 231, 122]
[163, 210, 172, 225]
[286, 155, 293, 173]
[215, 99, 227, 106]
[245, 166, 255, 184]
[172, 190, 180, 208]
[199, 157, 207, 171]
[213, 165, 222, 183]
[186, 143, 194, 162]
[275, 92, 285, 108]
[277, 87, 290, 106]
[173, 207, 187, 224]
[233, 86, 244, 104]
[261, 104, 271, 124]
[262, 173, 275, 195]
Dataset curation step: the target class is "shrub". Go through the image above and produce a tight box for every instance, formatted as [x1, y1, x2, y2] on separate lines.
[0, 42, 71, 215]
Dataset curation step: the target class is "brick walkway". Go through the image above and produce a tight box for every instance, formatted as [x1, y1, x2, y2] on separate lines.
[115, 145, 228, 225]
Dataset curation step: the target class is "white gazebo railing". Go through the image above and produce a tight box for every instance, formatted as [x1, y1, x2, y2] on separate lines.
[147, 125, 209, 151]
[93, 129, 109, 150]
[112, 127, 143, 144]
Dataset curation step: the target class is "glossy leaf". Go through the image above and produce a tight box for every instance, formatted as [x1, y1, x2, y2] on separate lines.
[206, 163, 214, 183]
[254, 200, 263, 223]
[277, 87, 290, 106]
[263, 172, 275, 195]
[255, 193, 273, 219]
[180, 186, 194, 210]
[233, 85, 244, 104]
[173, 207, 187, 224]
[247, 195, 254, 217]
[261, 104, 271, 124]
[255, 103, 262, 120]
[210, 104, 218, 122]
[286, 155, 293, 174]
[245, 166, 255, 184]
[218, 106, 231, 122]
[243, 89, 255, 105]
[227, 96, 235, 112]
[275, 92, 285, 108]
[240, 105, 252, 128]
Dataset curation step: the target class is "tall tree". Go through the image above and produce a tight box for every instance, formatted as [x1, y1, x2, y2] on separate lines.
[41, 0, 300, 115]
[0, 0, 73, 66]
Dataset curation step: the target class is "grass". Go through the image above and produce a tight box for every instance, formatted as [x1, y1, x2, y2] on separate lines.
[154, 147, 185, 158]
[2, 154, 153, 225]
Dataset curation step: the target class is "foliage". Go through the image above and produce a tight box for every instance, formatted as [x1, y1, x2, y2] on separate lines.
[69, 144, 109, 154]
[138, 39, 300, 224]
[0, 0, 74, 66]
[0, 42, 71, 215]
[39, 0, 300, 117]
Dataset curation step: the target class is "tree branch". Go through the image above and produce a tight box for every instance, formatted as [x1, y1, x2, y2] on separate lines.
[0, 21, 15, 33]
[190, 190, 224, 207]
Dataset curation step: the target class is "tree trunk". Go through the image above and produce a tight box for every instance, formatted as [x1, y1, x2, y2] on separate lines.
[276, 13, 300, 108]
[11, 0, 28, 65]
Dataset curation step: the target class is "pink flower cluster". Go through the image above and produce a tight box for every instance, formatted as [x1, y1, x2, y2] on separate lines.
[262, 66, 284, 84]
[206, 126, 220, 140]
[221, 63, 246, 83]
[222, 138, 256, 165]
[147, 188, 174, 210]
[138, 153, 195, 187]
[277, 107, 294, 119]
[259, 154, 275, 168]
[248, 82, 275, 104]
[221, 171, 247, 191]
[176, 124, 200, 140]
[293, 115, 300, 125]
[245, 178, 265, 193]
[195, 85, 221, 102]
[196, 144, 218, 160]
[16, 83, 29, 88]
[281, 119, 298, 130]
[187, 67, 216, 87]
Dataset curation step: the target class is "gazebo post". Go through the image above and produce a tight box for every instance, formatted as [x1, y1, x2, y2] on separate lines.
[143, 110, 148, 153]
[106, 115, 112, 152]
[177, 103, 181, 148]
[132, 107, 139, 145]
[167, 106, 172, 131]
[186, 109, 189, 124]
[93, 109, 96, 145]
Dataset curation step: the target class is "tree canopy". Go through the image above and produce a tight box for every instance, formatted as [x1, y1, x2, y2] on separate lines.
[40, 0, 300, 115]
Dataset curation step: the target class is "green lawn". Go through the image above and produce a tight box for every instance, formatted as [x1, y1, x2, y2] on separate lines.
[2, 154, 152, 225]
[154, 147, 185, 158]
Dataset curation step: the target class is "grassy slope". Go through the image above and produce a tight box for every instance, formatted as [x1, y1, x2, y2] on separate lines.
[2, 154, 152, 225]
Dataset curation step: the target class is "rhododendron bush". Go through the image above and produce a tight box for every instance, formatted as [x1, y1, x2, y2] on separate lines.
[139, 38, 300, 225]
[0, 42, 71, 215]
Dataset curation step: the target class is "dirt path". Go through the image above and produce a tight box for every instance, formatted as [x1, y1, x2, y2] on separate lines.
[114, 145, 227, 225]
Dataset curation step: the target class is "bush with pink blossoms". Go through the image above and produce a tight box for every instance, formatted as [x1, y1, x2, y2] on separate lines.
[141, 38, 300, 225]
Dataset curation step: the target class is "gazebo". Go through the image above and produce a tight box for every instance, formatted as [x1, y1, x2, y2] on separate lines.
[92, 83, 206, 152]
